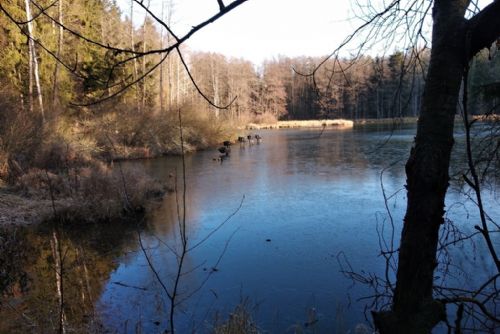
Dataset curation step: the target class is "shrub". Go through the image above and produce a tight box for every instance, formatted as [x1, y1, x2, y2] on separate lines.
[0, 89, 44, 182]
[13, 162, 167, 223]
[213, 300, 260, 334]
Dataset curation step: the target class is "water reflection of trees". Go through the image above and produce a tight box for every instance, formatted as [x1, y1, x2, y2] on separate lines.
[0, 220, 141, 333]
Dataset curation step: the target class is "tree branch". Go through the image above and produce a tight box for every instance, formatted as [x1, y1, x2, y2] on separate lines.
[467, 0, 500, 59]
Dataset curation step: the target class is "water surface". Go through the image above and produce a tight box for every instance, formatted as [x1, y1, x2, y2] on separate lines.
[2, 124, 498, 333]
[98, 124, 498, 333]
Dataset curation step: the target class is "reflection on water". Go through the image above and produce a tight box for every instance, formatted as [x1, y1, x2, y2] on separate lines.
[0, 220, 141, 333]
[2, 124, 498, 333]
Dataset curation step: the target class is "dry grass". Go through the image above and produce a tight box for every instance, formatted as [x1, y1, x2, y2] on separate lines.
[84, 104, 236, 159]
[0, 135, 167, 226]
[353, 117, 418, 125]
[246, 119, 354, 130]
[0, 94, 234, 227]
[0, 90, 44, 182]
[212, 300, 260, 334]
[8, 163, 167, 225]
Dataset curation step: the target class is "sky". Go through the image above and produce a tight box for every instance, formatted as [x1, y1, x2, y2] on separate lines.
[118, 0, 359, 65]
[117, 0, 491, 65]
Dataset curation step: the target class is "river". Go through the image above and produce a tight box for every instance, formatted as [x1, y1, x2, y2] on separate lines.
[1, 123, 499, 333]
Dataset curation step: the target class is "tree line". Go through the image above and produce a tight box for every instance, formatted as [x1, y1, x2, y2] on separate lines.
[1, 0, 499, 128]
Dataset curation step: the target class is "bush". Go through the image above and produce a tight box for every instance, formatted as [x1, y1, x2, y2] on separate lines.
[251, 112, 278, 125]
[0, 89, 44, 182]
[83, 103, 235, 159]
[13, 162, 167, 223]
[213, 300, 260, 334]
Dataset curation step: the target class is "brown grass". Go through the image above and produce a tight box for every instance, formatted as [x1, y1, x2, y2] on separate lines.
[213, 300, 260, 334]
[0, 90, 44, 182]
[8, 162, 167, 225]
[84, 103, 236, 159]
[246, 119, 354, 130]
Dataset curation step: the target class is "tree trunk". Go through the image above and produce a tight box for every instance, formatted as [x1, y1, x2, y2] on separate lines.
[51, 0, 63, 109]
[130, 0, 140, 113]
[212, 58, 220, 118]
[26, 0, 33, 114]
[24, 0, 44, 120]
[159, 1, 165, 114]
[141, 7, 148, 112]
[374, 1, 500, 332]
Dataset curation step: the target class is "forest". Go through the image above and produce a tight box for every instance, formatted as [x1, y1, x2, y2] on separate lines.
[1, 0, 500, 333]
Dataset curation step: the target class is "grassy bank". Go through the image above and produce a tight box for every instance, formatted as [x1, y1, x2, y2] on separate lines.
[353, 117, 419, 125]
[0, 104, 233, 226]
[245, 119, 354, 130]
[352, 114, 499, 126]
[0, 159, 168, 227]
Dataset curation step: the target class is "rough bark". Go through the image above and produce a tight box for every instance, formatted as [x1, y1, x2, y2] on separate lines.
[130, 0, 140, 112]
[374, 1, 500, 333]
[159, 1, 164, 114]
[24, 0, 44, 120]
[51, 0, 63, 109]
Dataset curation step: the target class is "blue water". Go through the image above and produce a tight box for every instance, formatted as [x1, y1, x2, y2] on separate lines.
[96, 124, 499, 333]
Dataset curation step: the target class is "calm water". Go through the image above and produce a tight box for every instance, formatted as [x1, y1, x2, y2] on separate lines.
[2, 124, 499, 333]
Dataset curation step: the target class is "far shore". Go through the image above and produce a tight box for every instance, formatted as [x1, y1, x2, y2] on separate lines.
[353, 117, 418, 125]
[245, 119, 354, 130]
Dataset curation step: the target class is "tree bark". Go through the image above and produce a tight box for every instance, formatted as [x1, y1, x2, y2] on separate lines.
[51, 0, 63, 109]
[24, 0, 44, 120]
[374, 1, 500, 333]
[130, 0, 140, 113]
[159, 1, 165, 114]
[25, 0, 33, 114]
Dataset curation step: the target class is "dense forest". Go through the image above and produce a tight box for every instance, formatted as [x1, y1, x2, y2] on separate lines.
[1, 0, 499, 130]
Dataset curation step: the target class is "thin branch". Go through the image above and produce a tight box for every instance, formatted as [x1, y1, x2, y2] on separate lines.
[188, 195, 245, 252]
[176, 47, 237, 109]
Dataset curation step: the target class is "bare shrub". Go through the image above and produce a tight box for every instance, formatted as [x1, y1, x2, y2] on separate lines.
[252, 112, 278, 125]
[33, 140, 93, 172]
[83, 103, 235, 159]
[213, 300, 260, 334]
[13, 162, 166, 223]
[0, 89, 43, 181]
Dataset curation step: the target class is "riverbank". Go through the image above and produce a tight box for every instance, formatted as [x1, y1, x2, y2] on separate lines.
[245, 119, 354, 130]
[0, 162, 168, 227]
[353, 117, 418, 125]
[0, 188, 54, 226]
[351, 114, 499, 126]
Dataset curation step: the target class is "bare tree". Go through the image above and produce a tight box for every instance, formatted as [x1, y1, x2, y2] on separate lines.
[23, 0, 44, 119]
[311, 1, 500, 332]
[51, 0, 63, 109]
